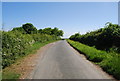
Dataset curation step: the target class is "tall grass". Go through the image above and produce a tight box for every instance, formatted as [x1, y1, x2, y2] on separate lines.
[67, 40, 120, 80]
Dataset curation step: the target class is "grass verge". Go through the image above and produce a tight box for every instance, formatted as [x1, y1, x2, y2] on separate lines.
[2, 40, 58, 80]
[67, 39, 120, 80]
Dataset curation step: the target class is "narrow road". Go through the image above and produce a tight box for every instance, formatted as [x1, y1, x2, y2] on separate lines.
[27, 40, 113, 79]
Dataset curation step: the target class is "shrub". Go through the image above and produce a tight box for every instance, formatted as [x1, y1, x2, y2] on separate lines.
[69, 23, 120, 53]
[2, 31, 60, 68]
[67, 40, 120, 80]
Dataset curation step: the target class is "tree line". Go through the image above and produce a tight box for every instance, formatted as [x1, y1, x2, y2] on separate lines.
[12, 23, 63, 37]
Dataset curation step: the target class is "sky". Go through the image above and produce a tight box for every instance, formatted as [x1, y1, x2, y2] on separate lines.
[2, 2, 118, 38]
[118, 1, 120, 25]
[0, 2, 1, 30]
[1, 0, 119, 2]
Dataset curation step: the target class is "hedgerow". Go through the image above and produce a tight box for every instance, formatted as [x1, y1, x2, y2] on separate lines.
[2, 31, 60, 68]
[70, 23, 120, 53]
[2, 31, 33, 68]
[2, 23, 63, 69]
[67, 40, 120, 80]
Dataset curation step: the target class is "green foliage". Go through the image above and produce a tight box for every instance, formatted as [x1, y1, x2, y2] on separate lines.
[2, 31, 34, 68]
[67, 40, 120, 80]
[12, 23, 64, 37]
[38, 29, 43, 34]
[69, 23, 120, 79]
[12, 27, 26, 34]
[57, 30, 64, 37]
[42, 27, 52, 35]
[51, 27, 64, 36]
[31, 34, 60, 43]
[2, 31, 59, 69]
[2, 72, 20, 79]
[2, 23, 63, 69]
[12, 23, 38, 34]
[69, 23, 120, 53]
[2, 40, 57, 80]
[38, 27, 64, 37]
[70, 33, 81, 41]
[2, 31, 59, 68]
[22, 23, 38, 34]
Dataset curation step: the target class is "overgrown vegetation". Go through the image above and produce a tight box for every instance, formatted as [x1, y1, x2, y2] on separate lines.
[70, 22, 120, 53]
[2, 23, 64, 69]
[2, 40, 56, 80]
[68, 22, 120, 80]
[67, 40, 120, 80]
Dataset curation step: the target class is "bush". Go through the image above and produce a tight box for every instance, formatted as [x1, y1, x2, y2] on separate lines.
[67, 40, 120, 80]
[2, 22, 64, 69]
[69, 23, 120, 53]
[2, 31, 60, 69]
[2, 31, 34, 68]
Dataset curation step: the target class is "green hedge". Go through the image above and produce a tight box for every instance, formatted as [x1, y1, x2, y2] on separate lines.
[67, 40, 120, 80]
[2, 31, 59, 69]
[69, 23, 120, 52]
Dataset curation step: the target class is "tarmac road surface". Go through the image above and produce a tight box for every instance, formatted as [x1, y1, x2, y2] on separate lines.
[27, 40, 113, 79]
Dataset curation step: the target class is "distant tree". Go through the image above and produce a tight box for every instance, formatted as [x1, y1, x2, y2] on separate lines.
[42, 27, 52, 35]
[51, 27, 59, 35]
[38, 29, 43, 34]
[38, 27, 64, 37]
[51, 27, 64, 36]
[22, 23, 37, 34]
[57, 30, 64, 36]
[69, 33, 81, 41]
[74, 33, 80, 37]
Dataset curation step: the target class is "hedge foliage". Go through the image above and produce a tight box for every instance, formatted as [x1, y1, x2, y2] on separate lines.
[67, 40, 120, 80]
[70, 23, 120, 53]
[69, 22, 120, 79]
[2, 23, 63, 69]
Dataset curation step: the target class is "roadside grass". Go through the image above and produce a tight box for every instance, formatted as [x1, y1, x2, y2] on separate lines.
[67, 39, 120, 80]
[2, 40, 58, 80]
[2, 72, 20, 80]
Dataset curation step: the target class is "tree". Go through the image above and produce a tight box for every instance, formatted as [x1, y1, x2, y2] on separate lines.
[22, 23, 37, 34]
[42, 27, 52, 35]
[57, 30, 64, 36]
[38, 29, 43, 34]
[69, 33, 81, 41]
[51, 27, 63, 36]
[38, 27, 64, 37]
